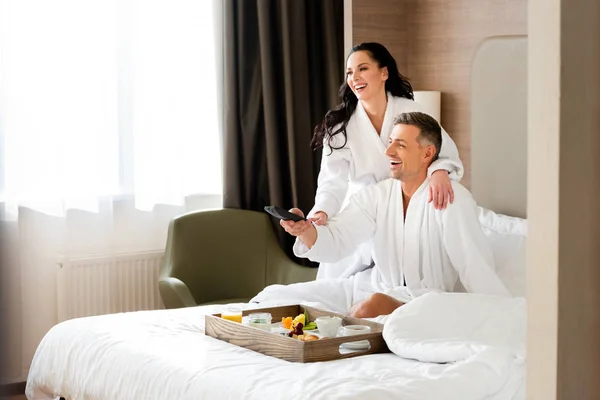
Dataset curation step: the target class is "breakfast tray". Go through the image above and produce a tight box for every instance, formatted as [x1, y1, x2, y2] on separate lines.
[204, 304, 390, 363]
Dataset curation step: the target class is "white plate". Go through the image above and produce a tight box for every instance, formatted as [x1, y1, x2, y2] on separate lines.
[340, 340, 370, 350]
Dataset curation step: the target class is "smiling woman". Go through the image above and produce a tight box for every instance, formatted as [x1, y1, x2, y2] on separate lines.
[308, 42, 465, 280]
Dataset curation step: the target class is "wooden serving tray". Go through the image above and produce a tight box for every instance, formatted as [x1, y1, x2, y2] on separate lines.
[204, 304, 390, 363]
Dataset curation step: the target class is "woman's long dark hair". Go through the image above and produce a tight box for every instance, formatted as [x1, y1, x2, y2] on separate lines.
[311, 42, 414, 152]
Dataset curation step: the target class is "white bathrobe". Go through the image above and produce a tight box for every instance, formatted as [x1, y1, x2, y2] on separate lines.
[252, 178, 510, 313]
[311, 92, 464, 280]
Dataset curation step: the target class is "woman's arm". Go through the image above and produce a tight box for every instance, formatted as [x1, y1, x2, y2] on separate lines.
[427, 127, 464, 209]
[428, 126, 464, 182]
[310, 139, 352, 219]
[406, 100, 464, 209]
[409, 100, 464, 181]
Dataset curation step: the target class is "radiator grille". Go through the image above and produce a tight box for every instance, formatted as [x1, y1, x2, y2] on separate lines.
[57, 250, 165, 322]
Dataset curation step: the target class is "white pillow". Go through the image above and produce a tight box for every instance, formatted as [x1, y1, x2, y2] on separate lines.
[478, 207, 527, 297]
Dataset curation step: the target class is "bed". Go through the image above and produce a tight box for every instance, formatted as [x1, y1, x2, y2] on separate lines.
[25, 36, 528, 400]
[26, 293, 526, 400]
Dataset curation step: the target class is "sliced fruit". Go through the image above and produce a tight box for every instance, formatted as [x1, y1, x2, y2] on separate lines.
[292, 313, 306, 328]
[303, 322, 317, 330]
[282, 316, 293, 330]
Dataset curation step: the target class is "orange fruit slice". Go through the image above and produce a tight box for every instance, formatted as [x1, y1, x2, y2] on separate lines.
[282, 316, 293, 330]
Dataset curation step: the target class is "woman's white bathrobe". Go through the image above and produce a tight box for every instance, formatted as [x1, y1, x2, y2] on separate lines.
[252, 179, 510, 313]
[311, 92, 464, 280]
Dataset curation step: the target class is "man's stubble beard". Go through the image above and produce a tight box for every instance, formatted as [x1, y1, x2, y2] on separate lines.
[390, 170, 404, 181]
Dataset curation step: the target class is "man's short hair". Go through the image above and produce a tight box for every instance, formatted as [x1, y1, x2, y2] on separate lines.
[393, 112, 442, 161]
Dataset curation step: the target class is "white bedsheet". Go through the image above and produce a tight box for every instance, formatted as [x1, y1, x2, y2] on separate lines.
[26, 300, 525, 400]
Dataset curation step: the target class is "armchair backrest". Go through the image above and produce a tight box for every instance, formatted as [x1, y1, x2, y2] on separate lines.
[160, 208, 316, 306]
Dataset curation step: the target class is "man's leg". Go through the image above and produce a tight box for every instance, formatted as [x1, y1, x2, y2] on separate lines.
[349, 292, 404, 318]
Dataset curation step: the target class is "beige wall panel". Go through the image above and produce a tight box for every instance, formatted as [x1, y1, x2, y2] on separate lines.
[352, 0, 527, 188]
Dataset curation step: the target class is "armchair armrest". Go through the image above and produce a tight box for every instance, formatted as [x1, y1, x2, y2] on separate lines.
[158, 277, 198, 309]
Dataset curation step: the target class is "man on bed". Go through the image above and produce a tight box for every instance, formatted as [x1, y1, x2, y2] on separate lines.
[251, 112, 510, 318]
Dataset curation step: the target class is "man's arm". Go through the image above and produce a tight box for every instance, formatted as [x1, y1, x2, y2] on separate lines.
[284, 186, 379, 263]
[441, 185, 512, 297]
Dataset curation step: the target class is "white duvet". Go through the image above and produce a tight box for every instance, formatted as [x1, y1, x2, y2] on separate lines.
[26, 294, 525, 400]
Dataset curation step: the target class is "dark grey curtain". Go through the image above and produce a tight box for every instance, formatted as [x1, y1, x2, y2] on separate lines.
[223, 0, 344, 266]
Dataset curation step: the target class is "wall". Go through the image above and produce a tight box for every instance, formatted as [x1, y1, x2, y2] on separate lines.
[352, 0, 527, 187]
[528, 0, 600, 397]
[0, 223, 23, 382]
[351, 0, 408, 72]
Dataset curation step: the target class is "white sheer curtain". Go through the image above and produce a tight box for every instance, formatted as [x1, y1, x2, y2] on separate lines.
[0, 0, 223, 382]
[0, 0, 222, 217]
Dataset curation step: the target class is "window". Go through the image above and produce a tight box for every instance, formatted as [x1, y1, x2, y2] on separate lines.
[0, 0, 222, 217]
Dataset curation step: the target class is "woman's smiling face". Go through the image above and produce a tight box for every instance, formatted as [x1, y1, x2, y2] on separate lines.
[345, 50, 388, 101]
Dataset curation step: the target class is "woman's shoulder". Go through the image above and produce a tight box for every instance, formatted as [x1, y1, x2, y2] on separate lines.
[390, 95, 421, 112]
[328, 115, 361, 148]
[327, 124, 350, 149]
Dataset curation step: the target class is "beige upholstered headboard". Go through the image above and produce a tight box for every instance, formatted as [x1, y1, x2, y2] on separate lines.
[470, 36, 528, 218]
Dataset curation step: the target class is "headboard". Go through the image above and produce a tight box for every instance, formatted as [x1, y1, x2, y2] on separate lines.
[470, 36, 528, 218]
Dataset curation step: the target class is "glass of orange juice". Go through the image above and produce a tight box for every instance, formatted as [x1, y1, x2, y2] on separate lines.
[221, 305, 242, 323]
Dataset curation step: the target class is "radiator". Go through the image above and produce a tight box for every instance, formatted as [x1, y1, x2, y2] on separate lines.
[57, 250, 165, 322]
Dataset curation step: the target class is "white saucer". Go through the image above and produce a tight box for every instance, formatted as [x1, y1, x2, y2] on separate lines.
[340, 340, 370, 350]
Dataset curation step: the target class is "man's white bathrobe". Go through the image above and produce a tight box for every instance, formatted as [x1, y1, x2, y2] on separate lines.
[311, 92, 464, 280]
[252, 178, 511, 313]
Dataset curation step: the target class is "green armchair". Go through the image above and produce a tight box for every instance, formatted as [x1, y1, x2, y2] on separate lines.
[159, 208, 317, 308]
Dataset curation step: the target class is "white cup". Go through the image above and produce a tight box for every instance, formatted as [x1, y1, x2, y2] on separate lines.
[337, 324, 371, 337]
[315, 316, 343, 338]
[337, 325, 371, 350]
